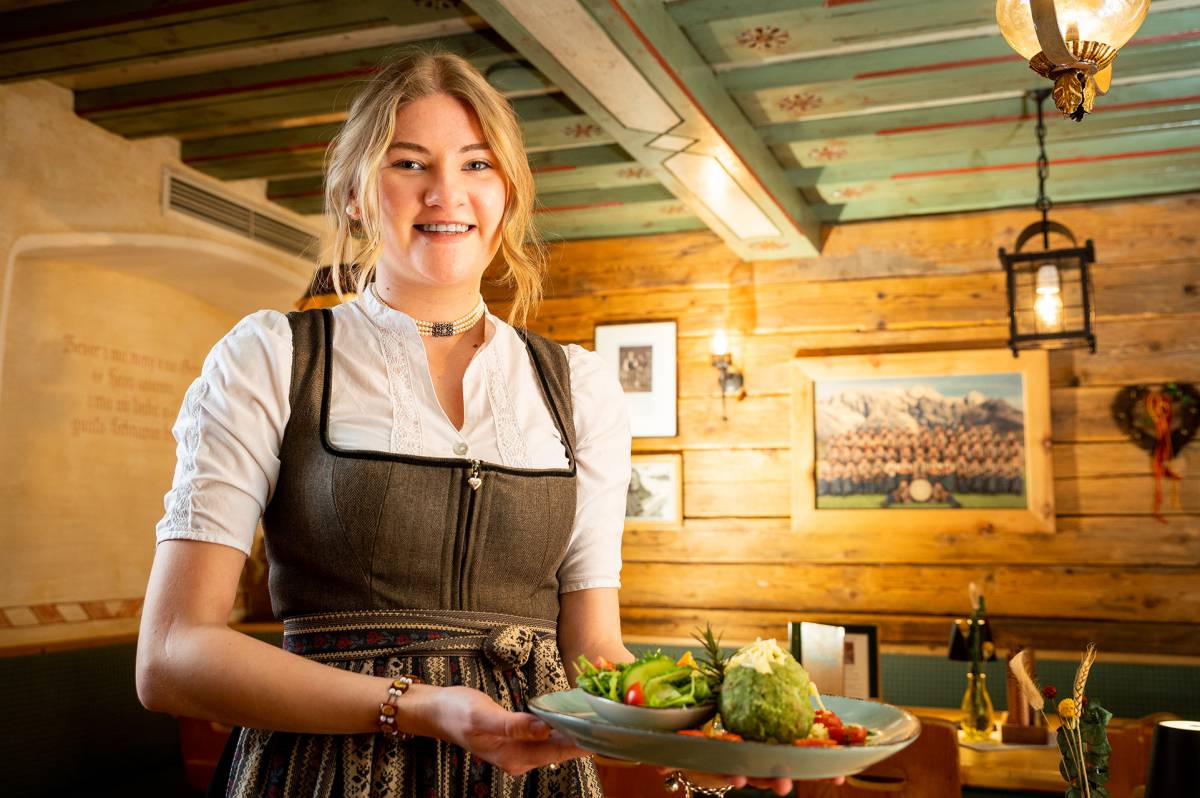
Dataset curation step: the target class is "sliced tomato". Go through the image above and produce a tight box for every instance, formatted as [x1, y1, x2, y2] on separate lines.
[794, 738, 839, 747]
[595, 656, 615, 671]
[625, 683, 645, 706]
[843, 724, 868, 745]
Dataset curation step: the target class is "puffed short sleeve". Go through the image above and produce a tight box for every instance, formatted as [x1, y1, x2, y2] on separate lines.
[154, 310, 292, 555]
[557, 344, 631, 593]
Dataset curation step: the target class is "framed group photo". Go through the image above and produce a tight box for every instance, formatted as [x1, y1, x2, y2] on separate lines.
[594, 320, 677, 438]
[791, 348, 1054, 535]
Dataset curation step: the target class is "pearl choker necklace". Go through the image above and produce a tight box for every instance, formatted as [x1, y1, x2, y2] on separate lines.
[373, 285, 486, 337]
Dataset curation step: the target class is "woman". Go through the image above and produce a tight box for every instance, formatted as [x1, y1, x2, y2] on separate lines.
[137, 51, 801, 797]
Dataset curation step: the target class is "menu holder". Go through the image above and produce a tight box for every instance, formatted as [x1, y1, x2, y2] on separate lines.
[788, 622, 881, 700]
[1002, 646, 1048, 745]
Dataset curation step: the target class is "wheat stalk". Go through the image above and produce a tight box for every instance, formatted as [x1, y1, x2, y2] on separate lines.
[1073, 643, 1097, 707]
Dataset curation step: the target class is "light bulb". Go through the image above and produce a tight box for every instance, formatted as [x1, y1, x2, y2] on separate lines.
[1035, 292, 1064, 327]
[1034, 264, 1063, 327]
[710, 329, 730, 357]
[996, 0, 1150, 60]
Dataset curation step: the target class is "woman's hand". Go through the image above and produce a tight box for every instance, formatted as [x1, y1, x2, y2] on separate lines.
[435, 686, 588, 776]
[656, 767, 845, 795]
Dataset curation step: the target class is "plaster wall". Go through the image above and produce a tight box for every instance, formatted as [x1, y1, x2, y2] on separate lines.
[0, 80, 316, 648]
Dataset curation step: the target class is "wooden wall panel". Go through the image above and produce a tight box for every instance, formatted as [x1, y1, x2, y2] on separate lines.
[512, 192, 1200, 659]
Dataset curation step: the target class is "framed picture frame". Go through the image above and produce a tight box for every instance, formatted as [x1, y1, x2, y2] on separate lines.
[787, 622, 881, 700]
[594, 320, 677, 438]
[625, 452, 683, 529]
[792, 348, 1054, 535]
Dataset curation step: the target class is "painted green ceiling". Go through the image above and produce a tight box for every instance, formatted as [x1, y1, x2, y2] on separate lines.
[2, 0, 1197, 253]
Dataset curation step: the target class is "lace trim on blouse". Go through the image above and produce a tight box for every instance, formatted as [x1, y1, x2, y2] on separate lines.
[377, 328, 423, 455]
[483, 341, 530, 467]
[165, 378, 209, 531]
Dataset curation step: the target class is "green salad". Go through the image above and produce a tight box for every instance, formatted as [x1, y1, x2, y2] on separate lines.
[575, 650, 713, 709]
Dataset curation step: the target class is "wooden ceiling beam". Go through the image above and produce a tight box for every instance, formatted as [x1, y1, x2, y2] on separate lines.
[733, 38, 1200, 128]
[467, 0, 822, 258]
[183, 108, 617, 180]
[794, 126, 1200, 194]
[676, 0, 998, 71]
[813, 154, 1200, 222]
[758, 73, 1200, 150]
[0, 0, 483, 89]
[718, 7, 1200, 96]
[75, 33, 556, 140]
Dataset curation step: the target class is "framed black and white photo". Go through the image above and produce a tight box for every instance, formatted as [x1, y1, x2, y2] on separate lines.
[625, 453, 683, 529]
[594, 320, 677, 438]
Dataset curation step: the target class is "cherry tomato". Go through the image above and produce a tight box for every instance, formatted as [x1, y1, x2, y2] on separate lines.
[843, 724, 868, 745]
[814, 709, 843, 728]
[824, 724, 846, 743]
[625, 683, 645, 706]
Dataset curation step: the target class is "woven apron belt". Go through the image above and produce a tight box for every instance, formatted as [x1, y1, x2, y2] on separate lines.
[282, 608, 560, 672]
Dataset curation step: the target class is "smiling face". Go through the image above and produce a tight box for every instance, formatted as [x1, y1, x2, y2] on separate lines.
[374, 93, 507, 296]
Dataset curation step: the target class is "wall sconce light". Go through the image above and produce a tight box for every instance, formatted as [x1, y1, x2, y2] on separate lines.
[710, 329, 745, 421]
[999, 89, 1097, 356]
[996, 0, 1150, 120]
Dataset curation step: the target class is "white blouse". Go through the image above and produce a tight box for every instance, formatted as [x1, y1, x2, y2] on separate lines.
[155, 287, 631, 593]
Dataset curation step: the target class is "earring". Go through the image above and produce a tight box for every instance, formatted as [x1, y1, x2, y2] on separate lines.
[346, 204, 357, 219]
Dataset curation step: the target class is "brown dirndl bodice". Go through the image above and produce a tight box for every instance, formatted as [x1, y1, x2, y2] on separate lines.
[224, 308, 601, 798]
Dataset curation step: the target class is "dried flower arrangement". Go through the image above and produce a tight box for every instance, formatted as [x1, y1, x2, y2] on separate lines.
[1010, 644, 1113, 798]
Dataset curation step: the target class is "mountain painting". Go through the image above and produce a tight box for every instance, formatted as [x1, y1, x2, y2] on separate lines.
[813, 372, 1026, 510]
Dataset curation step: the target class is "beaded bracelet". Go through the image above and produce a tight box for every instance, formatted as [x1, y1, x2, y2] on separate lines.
[378, 676, 418, 740]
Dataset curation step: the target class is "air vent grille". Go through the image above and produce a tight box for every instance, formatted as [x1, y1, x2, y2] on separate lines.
[166, 175, 318, 261]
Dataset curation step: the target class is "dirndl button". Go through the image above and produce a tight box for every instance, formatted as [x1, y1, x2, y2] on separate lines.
[453, 441, 468, 456]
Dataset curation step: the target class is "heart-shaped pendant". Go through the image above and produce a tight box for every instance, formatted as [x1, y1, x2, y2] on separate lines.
[468, 476, 482, 490]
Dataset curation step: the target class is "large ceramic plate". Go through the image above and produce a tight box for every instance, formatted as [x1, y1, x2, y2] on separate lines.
[529, 689, 921, 780]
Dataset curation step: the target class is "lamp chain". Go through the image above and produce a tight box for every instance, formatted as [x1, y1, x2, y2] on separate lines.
[1032, 88, 1053, 249]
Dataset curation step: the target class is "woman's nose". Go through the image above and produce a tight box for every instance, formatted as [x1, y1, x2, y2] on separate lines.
[424, 167, 466, 208]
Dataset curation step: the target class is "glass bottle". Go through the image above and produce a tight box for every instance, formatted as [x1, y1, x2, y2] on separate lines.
[960, 670, 996, 741]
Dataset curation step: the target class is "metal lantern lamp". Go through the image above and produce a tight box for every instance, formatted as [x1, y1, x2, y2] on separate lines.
[996, 0, 1150, 120]
[999, 89, 1097, 357]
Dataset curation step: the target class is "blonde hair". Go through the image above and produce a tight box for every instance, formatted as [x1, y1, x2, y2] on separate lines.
[324, 50, 546, 327]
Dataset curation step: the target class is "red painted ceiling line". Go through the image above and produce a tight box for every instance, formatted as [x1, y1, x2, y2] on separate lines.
[891, 143, 1200, 180]
[855, 28, 1200, 81]
[607, 0, 807, 238]
[80, 65, 379, 115]
[183, 140, 329, 164]
[877, 92, 1200, 135]
[0, 0, 256, 46]
[825, 0, 876, 6]
[534, 201, 623, 214]
[857, 53, 1022, 80]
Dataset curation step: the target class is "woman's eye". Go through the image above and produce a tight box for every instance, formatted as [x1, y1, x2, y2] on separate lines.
[392, 159, 423, 170]
[464, 159, 492, 171]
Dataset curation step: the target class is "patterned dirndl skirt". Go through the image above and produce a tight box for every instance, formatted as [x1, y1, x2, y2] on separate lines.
[222, 609, 601, 798]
